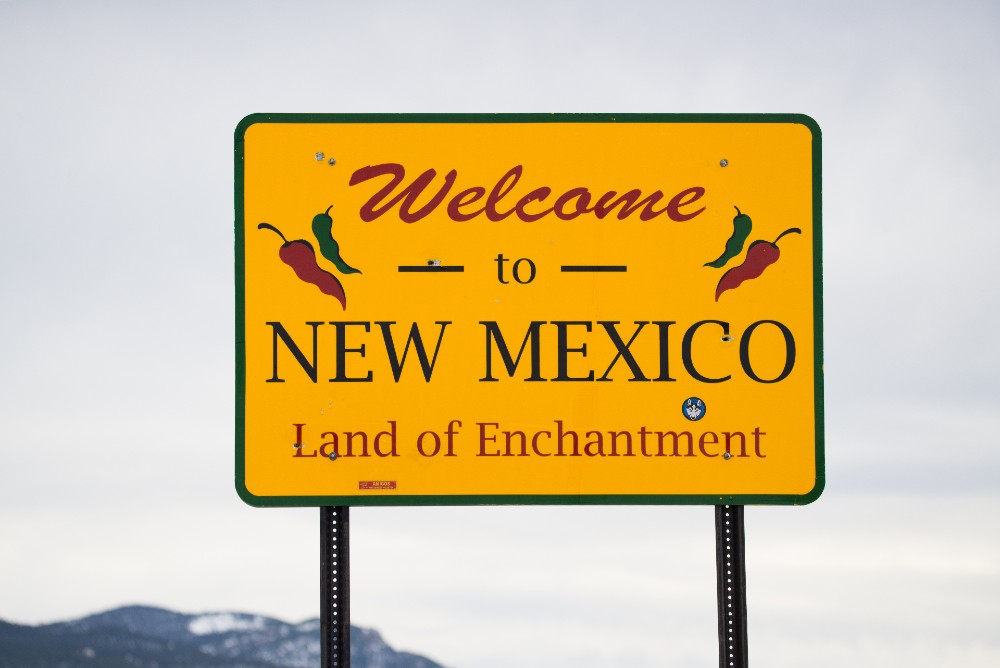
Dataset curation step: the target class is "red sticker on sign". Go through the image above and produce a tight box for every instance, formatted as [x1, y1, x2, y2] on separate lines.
[359, 481, 397, 490]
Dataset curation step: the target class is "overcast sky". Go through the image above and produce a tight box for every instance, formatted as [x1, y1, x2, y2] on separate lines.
[1, 1, 998, 667]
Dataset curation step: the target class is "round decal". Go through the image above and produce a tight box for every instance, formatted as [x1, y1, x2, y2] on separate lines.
[682, 397, 707, 421]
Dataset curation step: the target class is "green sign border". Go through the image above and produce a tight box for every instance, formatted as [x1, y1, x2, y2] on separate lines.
[234, 113, 824, 508]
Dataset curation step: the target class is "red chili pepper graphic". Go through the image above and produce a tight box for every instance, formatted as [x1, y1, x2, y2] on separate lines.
[258, 223, 346, 308]
[715, 227, 801, 301]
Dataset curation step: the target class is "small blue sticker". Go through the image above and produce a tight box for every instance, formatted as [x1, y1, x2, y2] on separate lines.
[683, 397, 706, 421]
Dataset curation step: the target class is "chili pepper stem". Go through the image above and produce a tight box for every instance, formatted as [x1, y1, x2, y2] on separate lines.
[257, 222, 288, 243]
[734, 206, 742, 216]
[325, 205, 333, 215]
[772, 227, 802, 246]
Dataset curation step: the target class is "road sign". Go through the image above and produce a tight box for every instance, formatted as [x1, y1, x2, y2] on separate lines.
[235, 114, 823, 506]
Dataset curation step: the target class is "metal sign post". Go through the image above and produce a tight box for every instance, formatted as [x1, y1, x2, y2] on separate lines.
[716, 505, 748, 668]
[320, 507, 750, 668]
[321, 506, 350, 668]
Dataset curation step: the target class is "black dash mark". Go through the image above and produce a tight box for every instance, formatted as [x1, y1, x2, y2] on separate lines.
[561, 265, 628, 273]
[398, 265, 465, 273]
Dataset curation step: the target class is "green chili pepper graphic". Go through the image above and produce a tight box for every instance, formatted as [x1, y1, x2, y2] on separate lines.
[715, 227, 801, 301]
[705, 206, 753, 268]
[312, 205, 361, 275]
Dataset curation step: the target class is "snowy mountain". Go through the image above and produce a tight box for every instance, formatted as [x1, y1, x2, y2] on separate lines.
[0, 606, 446, 668]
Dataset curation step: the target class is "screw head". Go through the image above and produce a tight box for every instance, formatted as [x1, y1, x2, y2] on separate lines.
[723, 452, 732, 460]
[328, 452, 338, 461]
[315, 152, 325, 161]
[720, 159, 729, 167]
[328, 157, 336, 166]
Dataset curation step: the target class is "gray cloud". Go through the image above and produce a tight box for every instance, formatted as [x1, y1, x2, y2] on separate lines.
[1, 1, 998, 666]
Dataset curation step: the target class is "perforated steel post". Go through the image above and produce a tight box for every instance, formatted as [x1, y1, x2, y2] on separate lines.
[321, 506, 350, 668]
[716, 504, 748, 668]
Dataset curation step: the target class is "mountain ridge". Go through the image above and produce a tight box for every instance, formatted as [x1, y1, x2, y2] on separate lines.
[0, 605, 446, 668]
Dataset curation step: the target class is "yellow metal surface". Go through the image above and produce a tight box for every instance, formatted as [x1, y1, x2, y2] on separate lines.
[238, 117, 820, 503]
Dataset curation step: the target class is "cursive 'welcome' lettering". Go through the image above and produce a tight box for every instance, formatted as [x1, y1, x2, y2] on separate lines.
[349, 164, 706, 224]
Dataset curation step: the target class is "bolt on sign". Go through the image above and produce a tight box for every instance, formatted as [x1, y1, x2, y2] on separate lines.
[235, 114, 823, 507]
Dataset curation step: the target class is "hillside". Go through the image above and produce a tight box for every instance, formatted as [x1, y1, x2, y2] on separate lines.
[0, 606, 445, 668]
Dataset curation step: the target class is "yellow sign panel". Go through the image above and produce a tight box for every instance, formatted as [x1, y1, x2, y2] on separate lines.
[235, 114, 823, 506]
